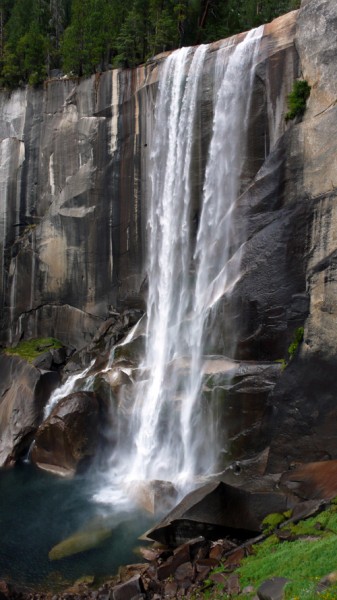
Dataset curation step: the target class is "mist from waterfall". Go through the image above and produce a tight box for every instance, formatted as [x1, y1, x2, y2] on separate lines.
[95, 27, 263, 505]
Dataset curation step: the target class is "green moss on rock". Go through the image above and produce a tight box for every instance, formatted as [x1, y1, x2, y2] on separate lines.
[4, 337, 63, 363]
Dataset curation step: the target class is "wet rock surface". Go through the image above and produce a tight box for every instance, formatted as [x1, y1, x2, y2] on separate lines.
[31, 391, 106, 476]
[0, 354, 60, 467]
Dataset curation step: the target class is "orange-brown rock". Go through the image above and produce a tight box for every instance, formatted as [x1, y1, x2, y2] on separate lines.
[280, 460, 337, 500]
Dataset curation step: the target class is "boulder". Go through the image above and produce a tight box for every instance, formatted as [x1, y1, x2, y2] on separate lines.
[111, 575, 145, 600]
[257, 577, 290, 600]
[125, 480, 178, 515]
[0, 354, 59, 467]
[31, 391, 105, 476]
[144, 481, 295, 546]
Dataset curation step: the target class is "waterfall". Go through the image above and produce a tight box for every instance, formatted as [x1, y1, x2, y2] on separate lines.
[95, 27, 263, 504]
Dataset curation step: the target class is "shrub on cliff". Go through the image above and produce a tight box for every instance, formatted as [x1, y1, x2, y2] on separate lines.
[285, 80, 311, 121]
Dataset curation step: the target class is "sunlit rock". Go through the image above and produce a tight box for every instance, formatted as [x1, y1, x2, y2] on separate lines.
[124, 480, 178, 515]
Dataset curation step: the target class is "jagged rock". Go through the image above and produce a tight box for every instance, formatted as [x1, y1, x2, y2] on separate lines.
[257, 577, 290, 600]
[0, 354, 59, 467]
[227, 573, 240, 595]
[163, 580, 178, 598]
[173, 561, 194, 587]
[223, 547, 246, 568]
[156, 540, 192, 581]
[111, 575, 144, 600]
[31, 391, 105, 476]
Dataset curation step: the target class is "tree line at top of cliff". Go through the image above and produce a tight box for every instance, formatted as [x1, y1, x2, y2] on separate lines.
[0, 0, 300, 88]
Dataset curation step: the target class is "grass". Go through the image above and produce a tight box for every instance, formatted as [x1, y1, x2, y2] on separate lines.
[239, 534, 337, 598]
[4, 337, 63, 363]
[195, 506, 337, 599]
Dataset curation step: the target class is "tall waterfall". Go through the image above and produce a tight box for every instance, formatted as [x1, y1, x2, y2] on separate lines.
[96, 28, 263, 504]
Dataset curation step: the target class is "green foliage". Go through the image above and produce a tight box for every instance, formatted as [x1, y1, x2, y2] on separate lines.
[276, 327, 304, 371]
[4, 337, 62, 362]
[0, 0, 70, 86]
[288, 326, 304, 360]
[0, 0, 304, 86]
[285, 79, 311, 121]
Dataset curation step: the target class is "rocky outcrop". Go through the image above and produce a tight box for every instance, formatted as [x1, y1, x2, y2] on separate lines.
[0, 354, 59, 466]
[31, 391, 106, 476]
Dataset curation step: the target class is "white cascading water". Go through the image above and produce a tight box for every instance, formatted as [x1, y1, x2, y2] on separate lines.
[44, 360, 95, 417]
[95, 27, 263, 504]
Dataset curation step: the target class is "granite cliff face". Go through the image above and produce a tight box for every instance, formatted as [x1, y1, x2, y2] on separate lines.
[1, 0, 337, 476]
[0, 11, 298, 350]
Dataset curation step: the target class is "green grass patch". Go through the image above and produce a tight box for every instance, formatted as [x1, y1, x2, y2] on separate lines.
[4, 337, 62, 363]
[237, 507, 337, 599]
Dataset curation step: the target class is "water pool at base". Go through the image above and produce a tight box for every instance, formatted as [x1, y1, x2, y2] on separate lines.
[0, 464, 154, 592]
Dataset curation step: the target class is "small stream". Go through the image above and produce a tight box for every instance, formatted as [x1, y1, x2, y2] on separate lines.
[0, 464, 153, 591]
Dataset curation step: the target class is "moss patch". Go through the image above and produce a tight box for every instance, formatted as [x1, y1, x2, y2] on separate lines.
[4, 337, 63, 363]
